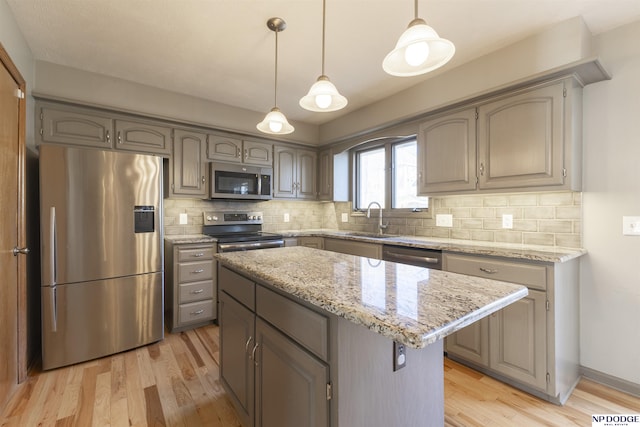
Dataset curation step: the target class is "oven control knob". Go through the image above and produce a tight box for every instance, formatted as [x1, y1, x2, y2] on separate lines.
[257, 215, 262, 220]
[206, 215, 212, 221]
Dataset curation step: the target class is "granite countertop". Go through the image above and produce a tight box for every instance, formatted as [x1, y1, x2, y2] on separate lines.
[215, 246, 528, 349]
[280, 229, 586, 263]
[164, 234, 217, 244]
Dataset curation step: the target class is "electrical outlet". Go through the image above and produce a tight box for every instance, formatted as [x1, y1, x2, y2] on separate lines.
[179, 213, 188, 225]
[436, 214, 453, 227]
[341, 213, 349, 223]
[622, 216, 640, 235]
[393, 341, 406, 371]
[284, 213, 290, 223]
[502, 214, 513, 229]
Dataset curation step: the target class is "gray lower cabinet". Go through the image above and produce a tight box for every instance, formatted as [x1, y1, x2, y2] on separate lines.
[443, 252, 579, 404]
[298, 236, 324, 249]
[219, 266, 330, 427]
[164, 242, 216, 332]
[324, 238, 381, 259]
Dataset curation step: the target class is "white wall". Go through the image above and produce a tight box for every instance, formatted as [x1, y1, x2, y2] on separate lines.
[581, 20, 640, 385]
[1, 0, 35, 148]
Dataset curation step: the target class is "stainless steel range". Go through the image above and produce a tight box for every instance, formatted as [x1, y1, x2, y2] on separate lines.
[203, 211, 284, 252]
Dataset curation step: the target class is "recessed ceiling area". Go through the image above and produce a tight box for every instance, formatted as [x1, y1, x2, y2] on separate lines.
[7, 0, 640, 127]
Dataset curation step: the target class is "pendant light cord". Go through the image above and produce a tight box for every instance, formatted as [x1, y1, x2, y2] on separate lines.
[414, 0, 419, 19]
[274, 29, 279, 107]
[321, 0, 326, 76]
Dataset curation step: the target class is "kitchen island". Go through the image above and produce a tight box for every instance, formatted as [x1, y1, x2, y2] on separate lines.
[215, 246, 528, 427]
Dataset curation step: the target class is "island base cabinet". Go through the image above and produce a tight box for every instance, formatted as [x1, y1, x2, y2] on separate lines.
[255, 318, 329, 427]
[335, 318, 444, 427]
[219, 291, 255, 427]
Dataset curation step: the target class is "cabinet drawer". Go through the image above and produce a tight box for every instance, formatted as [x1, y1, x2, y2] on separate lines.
[219, 266, 255, 310]
[178, 246, 214, 262]
[445, 253, 547, 291]
[178, 261, 213, 283]
[179, 300, 214, 325]
[179, 280, 214, 304]
[257, 285, 328, 361]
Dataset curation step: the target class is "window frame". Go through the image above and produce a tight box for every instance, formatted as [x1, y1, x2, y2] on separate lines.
[352, 136, 428, 213]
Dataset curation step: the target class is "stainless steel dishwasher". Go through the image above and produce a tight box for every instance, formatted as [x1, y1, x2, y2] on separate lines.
[382, 245, 442, 270]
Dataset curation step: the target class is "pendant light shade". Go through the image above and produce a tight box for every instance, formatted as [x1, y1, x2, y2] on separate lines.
[300, 75, 347, 112]
[258, 17, 294, 135]
[299, 0, 348, 112]
[257, 107, 294, 134]
[383, 1, 455, 77]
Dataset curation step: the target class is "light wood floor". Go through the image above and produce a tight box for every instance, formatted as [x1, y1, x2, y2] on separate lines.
[1, 324, 638, 426]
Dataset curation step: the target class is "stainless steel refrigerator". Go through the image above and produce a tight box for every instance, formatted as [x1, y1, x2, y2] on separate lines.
[40, 144, 164, 370]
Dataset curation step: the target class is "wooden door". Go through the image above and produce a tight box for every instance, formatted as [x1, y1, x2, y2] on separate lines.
[243, 140, 272, 166]
[114, 119, 171, 155]
[0, 44, 26, 408]
[207, 135, 242, 163]
[317, 148, 333, 201]
[445, 317, 489, 367]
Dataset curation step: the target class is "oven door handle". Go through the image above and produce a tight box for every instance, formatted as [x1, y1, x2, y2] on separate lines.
[218, 240, 285, 252]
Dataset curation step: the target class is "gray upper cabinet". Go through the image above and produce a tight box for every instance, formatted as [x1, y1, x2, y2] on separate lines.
[171, 129, 208, 197]
[317, 148, 333, 201]
[40, 105, 113, 149]
[418, 77, 581, 195]
[114, 119, 172, 155]
[208, 135, 273, 166]
[477, 81, 565, 190]
[273, 145, 317, 200]
[417, 108, 477, 194]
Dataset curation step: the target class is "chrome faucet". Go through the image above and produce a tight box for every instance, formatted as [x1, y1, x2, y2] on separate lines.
[366, 201, 388, 234]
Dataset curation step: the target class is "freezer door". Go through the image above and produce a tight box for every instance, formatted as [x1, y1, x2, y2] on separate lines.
[41, 272, 163, 370]
[40, 144, 162, 285]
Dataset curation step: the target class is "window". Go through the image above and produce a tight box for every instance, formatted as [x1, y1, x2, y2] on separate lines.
[354, 138, 428, 210]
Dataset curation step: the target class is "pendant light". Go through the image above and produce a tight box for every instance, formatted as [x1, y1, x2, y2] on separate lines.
[299, 0, 347, 112]
[383, 0, 455, 77]
[257, 17, 294, 135]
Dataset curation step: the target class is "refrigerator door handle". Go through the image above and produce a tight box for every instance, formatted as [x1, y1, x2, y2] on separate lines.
[50, 206, 57, 286]
[50, 286, 57, 332]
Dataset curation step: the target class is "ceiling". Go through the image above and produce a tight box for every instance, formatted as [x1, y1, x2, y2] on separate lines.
[7, 0, 640, 127]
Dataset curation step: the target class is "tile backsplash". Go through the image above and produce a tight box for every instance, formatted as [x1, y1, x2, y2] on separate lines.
[164, 191, 582, 248]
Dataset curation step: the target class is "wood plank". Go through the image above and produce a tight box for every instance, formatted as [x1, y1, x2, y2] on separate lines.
[1, 325, 638, 427]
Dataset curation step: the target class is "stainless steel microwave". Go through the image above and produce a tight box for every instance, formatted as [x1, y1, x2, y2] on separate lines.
[209, 162, 273, 200]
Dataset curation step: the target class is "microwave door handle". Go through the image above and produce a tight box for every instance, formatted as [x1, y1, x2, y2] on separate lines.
[257, 173, 262, 196]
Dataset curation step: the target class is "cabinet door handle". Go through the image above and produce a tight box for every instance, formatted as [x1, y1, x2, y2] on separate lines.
[192, 269, 205, 274]
[190, 289, 204, 294]
[244, 148, 248, 160]
[245, 336, 254, 355]
[201, 176, 205, 184]
[117, 131, 122, 144]
[479, 267, 498, 274]
[237, 147, 241, 158]
[479, 163, 485, 176]
[191, 309, 205, 316]
[106, 130, 111, 144]
[251, 343, 259, 366]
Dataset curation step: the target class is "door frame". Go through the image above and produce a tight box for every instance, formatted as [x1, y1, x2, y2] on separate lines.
[0, 42, 28, 383]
